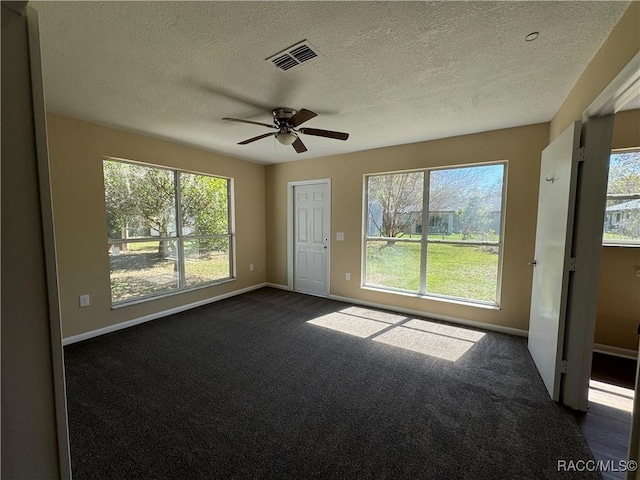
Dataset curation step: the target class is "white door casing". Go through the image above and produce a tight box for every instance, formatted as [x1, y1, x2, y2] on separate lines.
[290, 181, 330, 296]
[528, 121, 581, 402]
[561, 116, 614, 411]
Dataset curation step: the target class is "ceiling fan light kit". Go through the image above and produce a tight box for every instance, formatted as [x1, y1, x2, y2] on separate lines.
[222, 107, 349, 154]
[276, 132, 297, 145]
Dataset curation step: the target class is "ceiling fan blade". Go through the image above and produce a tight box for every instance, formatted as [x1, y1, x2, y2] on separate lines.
[292, 137, 307, 153]
[299, 127, 349, 141]
[288, 109, 317, 128]
[238, 132, 276, 145]
[222, 117, 276, 129]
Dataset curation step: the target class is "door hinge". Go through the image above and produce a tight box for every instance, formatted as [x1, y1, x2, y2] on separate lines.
[578, 146, 586, 162]
[561, 360, 568, 374]
[568, 257, 576, 272]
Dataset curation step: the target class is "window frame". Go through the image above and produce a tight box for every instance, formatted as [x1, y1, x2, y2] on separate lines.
[362, 161, 507, 307]
[602, 148, 640, 247]
[103, 157, 235, 307]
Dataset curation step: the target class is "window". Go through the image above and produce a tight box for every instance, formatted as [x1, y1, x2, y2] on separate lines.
[103, 159, 233, 305]
[364, 163, 506, 305]
[603, 150, 640, 246]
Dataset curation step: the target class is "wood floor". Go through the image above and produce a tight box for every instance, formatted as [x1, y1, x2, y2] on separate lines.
[578, 353, 636, 480]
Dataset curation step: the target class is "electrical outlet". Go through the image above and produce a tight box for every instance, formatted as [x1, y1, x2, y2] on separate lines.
[249, 264, 254, 272]
[345, 273, 351, 281]
[79, 294, 90, 307]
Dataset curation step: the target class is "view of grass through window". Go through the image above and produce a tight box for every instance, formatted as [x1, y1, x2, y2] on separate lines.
[103, 160, 232, 304]
[365, 163, 505, 304]
[603, 150, 640, 245]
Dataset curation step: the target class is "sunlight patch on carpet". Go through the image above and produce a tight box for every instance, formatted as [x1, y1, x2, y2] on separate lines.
[373, 327, 478, 361]
[339, 306, 407, 325]
[403, 319, 486, 342]
[306, 306, 486, 361]
[307, 312, 390, 338]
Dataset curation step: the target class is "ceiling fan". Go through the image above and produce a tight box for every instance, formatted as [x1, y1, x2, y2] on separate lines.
[222, 107, 349, 153]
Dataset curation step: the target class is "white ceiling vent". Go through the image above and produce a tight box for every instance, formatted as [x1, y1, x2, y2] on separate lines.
[266, 40, 320, 72]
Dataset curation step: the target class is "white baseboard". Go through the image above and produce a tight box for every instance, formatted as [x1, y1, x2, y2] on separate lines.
[593, 343, 638, 360]
[260, 285, 528, 337]
[327, 293, 529, 337]
[63, 283, 268, 346]
[65, 281, 637, 361]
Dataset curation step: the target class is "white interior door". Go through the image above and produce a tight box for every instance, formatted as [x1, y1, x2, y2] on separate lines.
[528, 122, 581, 401]
[293, 182, 329, 296]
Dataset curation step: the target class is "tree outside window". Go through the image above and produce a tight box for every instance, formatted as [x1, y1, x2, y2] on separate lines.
[103, 159, 233, 304]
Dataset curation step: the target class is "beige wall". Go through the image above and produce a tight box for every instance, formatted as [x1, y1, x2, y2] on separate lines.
[549, 1, 639, 141]
[47, 113, 266, 338]
[2, 6, 63, 478]
[266, 123, 549, 332]
[612, 108, 640, 150]
[547, 1, 638, 349]
[595, 109, 640, 351]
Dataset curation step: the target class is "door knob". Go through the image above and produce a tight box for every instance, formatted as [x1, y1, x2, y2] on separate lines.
[528, 261, 537, 267]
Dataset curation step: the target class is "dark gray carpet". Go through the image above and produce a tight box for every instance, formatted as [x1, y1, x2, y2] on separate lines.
[64, 287, 598, 479]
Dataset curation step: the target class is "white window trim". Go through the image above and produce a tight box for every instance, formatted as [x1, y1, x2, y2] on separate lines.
[602, 149, 640, 247]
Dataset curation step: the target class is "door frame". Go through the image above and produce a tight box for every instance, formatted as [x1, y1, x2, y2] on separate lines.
[561, 116, 614, 411]
[583, 52, 640, 120]
[287, 178, 332, 296]
[27, 6, 72, 478]
[561, 52, 640, 411]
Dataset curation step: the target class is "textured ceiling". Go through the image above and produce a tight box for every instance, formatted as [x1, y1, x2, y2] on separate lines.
[33, 1, 630, 165]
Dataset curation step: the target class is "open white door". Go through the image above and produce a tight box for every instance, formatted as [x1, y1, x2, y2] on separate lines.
[528, 122, 581, 401]
[292, 181, 330, 296]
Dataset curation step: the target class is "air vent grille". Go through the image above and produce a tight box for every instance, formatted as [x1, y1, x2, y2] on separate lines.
[267, 40, 320, 72]
[290, 45, 317, 63]
[272, 54, 299, 71]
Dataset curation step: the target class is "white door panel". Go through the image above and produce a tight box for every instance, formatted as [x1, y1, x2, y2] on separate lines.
[528, 122, 581, 401]
[297, 252, 308, 279]
[294, 182, 329, 296]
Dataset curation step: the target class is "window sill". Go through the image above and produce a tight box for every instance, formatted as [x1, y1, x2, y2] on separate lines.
[360, 285, 500, 310]
[111, 277, 236, 309]
[603, 243, 640, 248]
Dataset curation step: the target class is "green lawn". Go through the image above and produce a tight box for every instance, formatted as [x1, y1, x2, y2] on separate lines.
[603, 232, 639, 241]
[110, 241, 230, 303]
[366, 241, 499, 302]
[125, 241, 157, 252]
[112, 239, 498, 304]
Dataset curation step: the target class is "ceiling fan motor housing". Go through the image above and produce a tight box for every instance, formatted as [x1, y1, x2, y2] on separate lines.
[273, 107, 297, 128]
